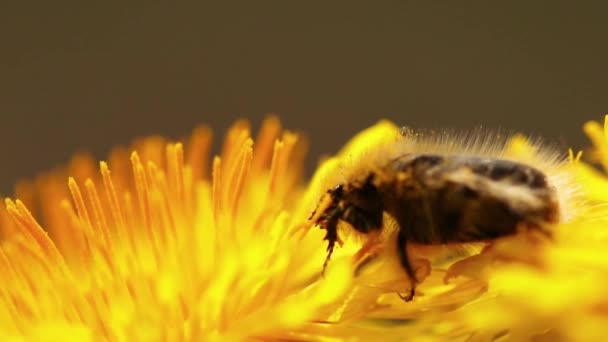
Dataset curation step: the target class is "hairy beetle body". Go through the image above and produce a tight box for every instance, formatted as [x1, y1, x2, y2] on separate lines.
[313, 152, 560, 300]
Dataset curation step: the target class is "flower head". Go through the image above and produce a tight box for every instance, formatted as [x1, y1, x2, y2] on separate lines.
[2, 115, 608, 341]
[0, 117, 352, 341]
[305, 116, 608, 341]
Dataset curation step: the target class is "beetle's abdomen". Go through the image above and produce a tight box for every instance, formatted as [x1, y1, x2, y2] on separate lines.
[380, 154, 560, 244]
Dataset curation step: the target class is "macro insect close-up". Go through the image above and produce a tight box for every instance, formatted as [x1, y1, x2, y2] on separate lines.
[309, 128, 566, 301]
[3, 2, 608, 340]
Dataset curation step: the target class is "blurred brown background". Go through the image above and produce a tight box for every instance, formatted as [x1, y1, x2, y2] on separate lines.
[1, 1, 607, 195]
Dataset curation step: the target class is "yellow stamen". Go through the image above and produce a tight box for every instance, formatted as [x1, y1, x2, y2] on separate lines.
[188, 125, 213, 181]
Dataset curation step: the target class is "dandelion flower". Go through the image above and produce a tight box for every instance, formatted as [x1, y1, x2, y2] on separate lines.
[299, 116, 608, 342]
[0, 117, 353, 341]
[2, 115, 608, 341]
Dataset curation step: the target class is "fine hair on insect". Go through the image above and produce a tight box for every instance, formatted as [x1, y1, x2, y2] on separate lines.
[308, 125, 575, 301]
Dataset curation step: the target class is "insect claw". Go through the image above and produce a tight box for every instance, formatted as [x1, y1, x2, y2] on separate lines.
[321, 257, 330, 277]
[398, 287, 415, 302]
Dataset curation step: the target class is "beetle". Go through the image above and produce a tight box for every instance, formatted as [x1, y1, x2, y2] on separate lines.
[311, 152, 560, 300]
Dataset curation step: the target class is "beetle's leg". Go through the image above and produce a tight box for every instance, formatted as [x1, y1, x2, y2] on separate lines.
[322, 239, 336, 276]
[352, 232, 383, 276]
[397, 227, 417, 301]
[354, 252, 378, 276]
[352, 231, 382, 267]
[321, 214, 341, 275]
